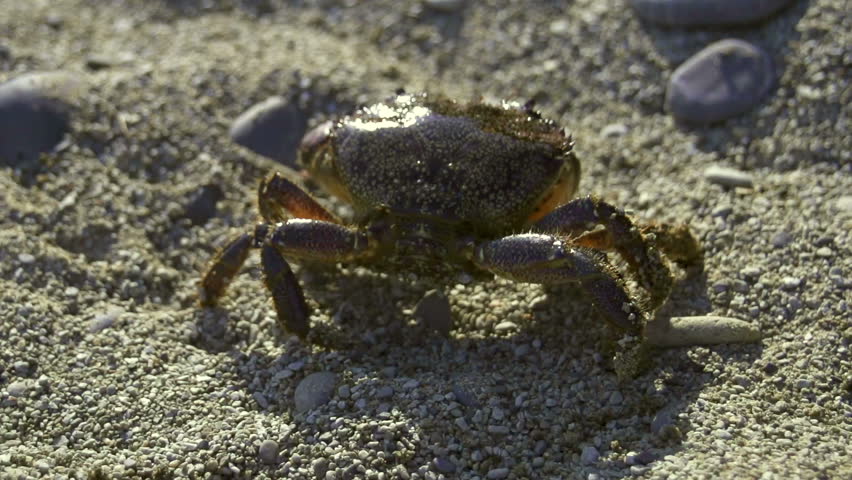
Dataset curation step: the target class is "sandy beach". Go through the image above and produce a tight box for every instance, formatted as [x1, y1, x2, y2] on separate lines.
[1, 1, 849, 478]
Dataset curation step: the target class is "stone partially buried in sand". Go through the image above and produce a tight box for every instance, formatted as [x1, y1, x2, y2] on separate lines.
[0, 71, 81, 168]
[229, 96, 307, 167]
[630, 0, 795, 27]
[666, 39, 775, 124]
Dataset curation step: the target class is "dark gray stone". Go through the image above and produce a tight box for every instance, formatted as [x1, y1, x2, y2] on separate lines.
[183, 184, 225, 225]
[666, 39, 775, 124]
[294, 371, 337, 413]
[414, 289, 453, 336]
[0, 72, 79, 169]
[630, 0, 795, 27]
[229, 96, 307, 166]
[432, 457, 457, 474]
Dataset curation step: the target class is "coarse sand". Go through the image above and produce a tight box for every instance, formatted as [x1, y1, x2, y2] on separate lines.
[1, 1, 849, 478]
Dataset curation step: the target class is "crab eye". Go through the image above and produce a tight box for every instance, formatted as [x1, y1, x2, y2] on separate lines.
[299, 121, 334, 156]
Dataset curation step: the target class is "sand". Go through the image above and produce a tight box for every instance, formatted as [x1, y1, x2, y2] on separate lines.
[1, 0, 849, 478]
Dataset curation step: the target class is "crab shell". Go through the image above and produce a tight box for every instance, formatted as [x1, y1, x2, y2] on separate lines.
[298, 93, 580, 235]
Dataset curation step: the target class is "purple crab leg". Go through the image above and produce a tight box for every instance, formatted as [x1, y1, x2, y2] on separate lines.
[532, 195, 680, 309]
[472, 234, 646, 333]
[261, 244, 311, 338]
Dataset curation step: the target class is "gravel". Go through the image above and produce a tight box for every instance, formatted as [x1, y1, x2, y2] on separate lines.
[1, 0, 849, 479]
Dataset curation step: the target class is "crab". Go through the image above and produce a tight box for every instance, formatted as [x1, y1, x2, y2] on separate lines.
[200, 92, 701, 350]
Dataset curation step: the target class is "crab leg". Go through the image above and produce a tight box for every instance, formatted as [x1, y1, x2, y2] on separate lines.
[258, 172, 339, 223]
[260, 244, 311, 338]
[199, 232, 253, 306]
[532, 195, 681, 309]
[472, 234, 646, 333]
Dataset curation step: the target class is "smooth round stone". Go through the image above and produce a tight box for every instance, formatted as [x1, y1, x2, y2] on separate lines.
[0, 71, 81, 168]
[258, 439, 279, 464]
[666, 39, 775, 124]
[294, 371, 337, 413]
[229, 96, 307, 167]
[646, 315, 761, 347]
[630, 0, 796, 27]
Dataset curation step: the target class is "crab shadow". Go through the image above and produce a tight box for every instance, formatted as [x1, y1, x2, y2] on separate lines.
[189, 257, 763, 477]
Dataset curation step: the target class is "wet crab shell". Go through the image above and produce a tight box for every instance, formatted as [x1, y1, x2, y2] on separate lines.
[298, 93, 580, 235]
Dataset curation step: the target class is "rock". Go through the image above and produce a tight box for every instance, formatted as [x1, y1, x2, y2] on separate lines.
[414, 289, 453, 336]
[7, 380, 30, 397]
[494, 321, 518, 332]
[294, 372, 337, 413]
[229, 96, 307, 167]
[432, 457, 456, 474]
[486, 467, 509, 479]
[89, 309, 123, 333]
[646, 315, 761, 347]
[704, 166, 753, 188]
[376, 386, 394, 399]
[666, 39, 775, 124]
[452, 384, 480, 407]
[183, 184, 225, 225]
[0, 72, 81, 169]
[423, 0, 466, 13]
[258, 439, 279, 464]
[600, 123, 629, 138]
[580, 446, 600, 465]
[630, 0, 795, 27]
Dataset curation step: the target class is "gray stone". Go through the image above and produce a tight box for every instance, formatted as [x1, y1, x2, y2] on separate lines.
[258, 439, 279, 464]
[432, 457, 456, 474]
[229, 96, 307, 166]
[666, 39, 775, 124]
[704, 166, 754, 188]
[414, 289, 453, 336]
[580, 446, 600, 465]
[0, 72, 81, 169]
[423, 0, 466, 13]
[486, 467, 509, 479]
[630, 0, 795, 27]
[646, 315, 761, 347]
[294, 372, 338, 413]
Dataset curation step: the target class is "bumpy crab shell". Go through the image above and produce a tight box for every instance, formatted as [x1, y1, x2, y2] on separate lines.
[298, 93, 580, 234]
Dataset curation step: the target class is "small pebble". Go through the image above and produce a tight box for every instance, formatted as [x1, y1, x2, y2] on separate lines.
[580, 446, 600, 465]
[771, 231, 793, 248]
[704, 166, 754, 188]
[667, 39, 775, 124]
[630, 0, 795, 27]
[376, 386, 394, 399]
[18, 253, 35, 264]
[432, 457, 456, 474]
[294, 372, 337, 413]
[258, 439, 279, 464]
[486, 467, 509, 479]
[833, 196, 852, 213]
[494, 321, 518, 332]
[780, 277, 802, 290]
[7, 380, 29, 397]
[183, 184, 225, 226]
[600, 123, 628, 138]
[815, 247, 833, 258]
[229, 96, 307, 166]
[452, 384, 480, 407]
[89, 309, 123, 333]
[423, 0, 466, 13]
[646, 315, 761, 347]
